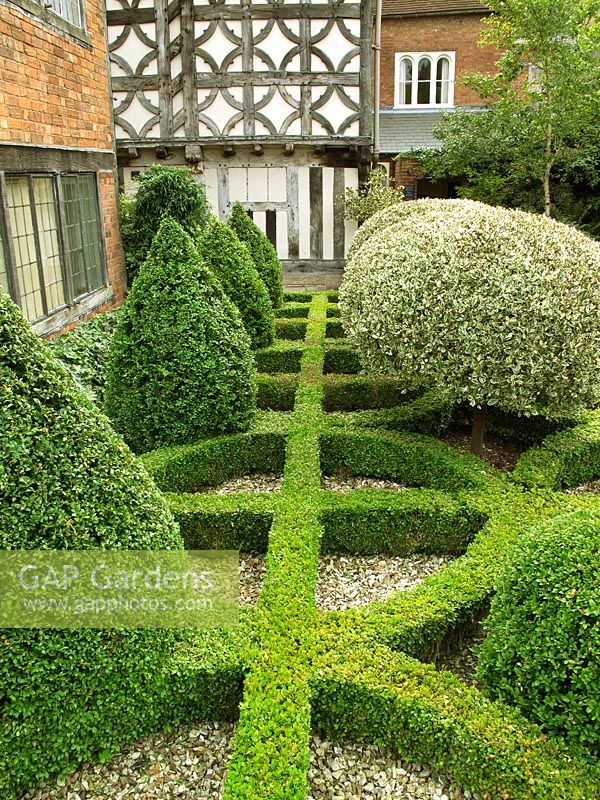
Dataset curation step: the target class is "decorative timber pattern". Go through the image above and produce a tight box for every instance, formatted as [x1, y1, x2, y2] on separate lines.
[107, 0, 374, 146]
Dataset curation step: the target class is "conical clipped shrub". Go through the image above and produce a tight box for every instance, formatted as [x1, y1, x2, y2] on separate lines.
[121, 164, 210, 281]
[228, 201, 283, 308]
[0, 288, 183, 797]
[198, 216, 275, 349]
[104, 217, 256, 453]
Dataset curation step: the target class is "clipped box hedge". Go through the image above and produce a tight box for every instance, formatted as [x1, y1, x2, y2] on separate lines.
[257, 373, 298, 410]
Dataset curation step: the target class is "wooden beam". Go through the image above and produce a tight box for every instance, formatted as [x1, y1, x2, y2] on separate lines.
[241, 0, 255, 137]
[287, 164, 299, 259]
[359, 0, 374, 140]
[181, 0, 199, 140]
[309, 166, 323, 260]
[333, 166, 346, 260]
[107, 3, 362, 24]
[217, 166, 229, 219]
[156, 0, 173, 139]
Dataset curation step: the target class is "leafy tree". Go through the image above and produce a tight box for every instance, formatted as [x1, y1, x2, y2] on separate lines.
[419, 0, 600, 224]
[120, 165, 210, 281]
[340, 200, 600, 454]
[228, 202, 284, 308]
[105, 217, 256, 453]
[343, 166, 404, 224]
[197, 217, 275, 349]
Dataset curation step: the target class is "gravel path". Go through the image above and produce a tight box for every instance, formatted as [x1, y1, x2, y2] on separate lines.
[239, 553, 452, 610]
[22, 725, 476, 800]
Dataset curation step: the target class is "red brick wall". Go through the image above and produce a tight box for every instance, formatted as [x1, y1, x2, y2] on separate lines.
[0, 0, 113, 149]
[0, 0, 126, 327]
[99, 170, 126, 307]
[380, 13, 499, 108]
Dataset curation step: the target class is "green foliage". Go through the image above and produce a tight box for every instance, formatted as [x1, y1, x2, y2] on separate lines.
[343, 167, 404, 224]
[0, 287, 188, 797]
[49, 309, 119, 403]
[341, 199, 600, 417]
[275, 318, 308, 340]
[478, 511, 600, 757]
[104, 217, 256, 453]
[197, 217, 274, 349]
[120, 165, 210, 281]
[323, 375, 418, 412]
[257, 373, 298, 410]
[229, 202, 284, 308]
[323, 345, 362, 375]
[512, 409, 600, 489]
[255, 342, 303, 373]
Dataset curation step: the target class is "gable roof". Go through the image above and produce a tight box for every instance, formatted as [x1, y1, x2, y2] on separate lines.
[382, 0, 488, 17]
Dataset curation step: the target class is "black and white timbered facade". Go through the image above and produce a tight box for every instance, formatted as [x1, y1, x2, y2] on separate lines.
[107, 0, 374, 287]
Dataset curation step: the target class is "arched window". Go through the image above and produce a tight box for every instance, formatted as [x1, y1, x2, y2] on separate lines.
[417, 57, 432, 104]
[436, 56, 450, 104]
[394, 52, 455, 108]
[398, 57, 413, 105]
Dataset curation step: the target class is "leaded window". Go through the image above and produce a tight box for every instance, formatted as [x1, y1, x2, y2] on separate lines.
[0, 172, 106, 323]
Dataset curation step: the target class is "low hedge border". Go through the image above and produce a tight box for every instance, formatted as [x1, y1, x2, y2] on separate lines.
[276, 304, 310, 319]
[326, 306, 341, 319]
[284, 291, 312, 303]
[323, 345, 362, 375]
[325, 320, 345, 339]
[511, 410, 600, 489]
[254, 342, 304, 374]
[142, 430, 286, 493]
[275, 318, 309, 340]
[324, 392, 453, 436]
[257, 374, 298, 410]
[312, 648, 600, 800]
[323, 375, 418, 412]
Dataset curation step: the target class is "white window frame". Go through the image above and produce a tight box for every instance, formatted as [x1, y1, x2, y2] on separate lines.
[394, 51, 456, 109]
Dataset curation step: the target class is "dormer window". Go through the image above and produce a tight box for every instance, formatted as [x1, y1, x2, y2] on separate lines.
[395, 52, 456, 108]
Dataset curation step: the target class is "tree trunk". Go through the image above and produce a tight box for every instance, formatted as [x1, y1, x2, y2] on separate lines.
[470, 405, 487, 456]
[543, 121, 554, 217]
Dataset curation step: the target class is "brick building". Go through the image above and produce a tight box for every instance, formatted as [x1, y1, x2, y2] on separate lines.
[378, 0, 498, 198]
[0, 0, 126, 336]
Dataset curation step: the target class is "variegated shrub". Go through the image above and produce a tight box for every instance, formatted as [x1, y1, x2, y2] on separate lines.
[340, 200, 600, 418]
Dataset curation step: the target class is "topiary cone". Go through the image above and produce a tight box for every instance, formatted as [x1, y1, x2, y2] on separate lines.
[198, 216, 275, 349]
[104, 216, 257, 453]
[228, 202, 284, 309]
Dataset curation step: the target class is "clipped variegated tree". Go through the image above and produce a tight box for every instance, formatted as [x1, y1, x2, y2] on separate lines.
[340, 199, 600, 454]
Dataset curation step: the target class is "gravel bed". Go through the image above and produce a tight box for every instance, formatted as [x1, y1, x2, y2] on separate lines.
[22, 725, 476, 800]
[564, 478, 600, 495]
[316, 554, 452, 611]
[196, 473, 283, 495]
[239, 553, 266, 606]
[239, 554, 452, 610]
[322, 475, 408, 492]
